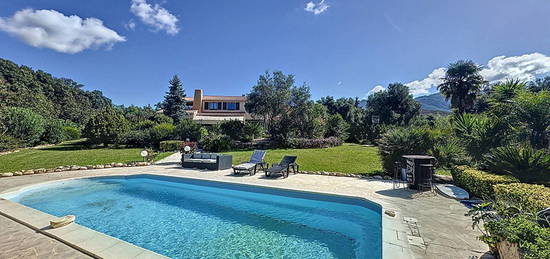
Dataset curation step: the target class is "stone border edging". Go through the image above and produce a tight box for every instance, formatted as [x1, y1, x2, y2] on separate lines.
[0, 162, 152, 178]
[297, 170, 391, 180]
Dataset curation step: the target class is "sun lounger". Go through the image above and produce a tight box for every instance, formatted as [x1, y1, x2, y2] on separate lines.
[232, 150, 267, 175]
[265, 155, 298, 178]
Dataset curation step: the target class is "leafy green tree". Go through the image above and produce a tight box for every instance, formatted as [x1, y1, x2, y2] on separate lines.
[527, 76, 550, 92]
[365, 83, 420, 126]
[41, 119, 68, 144]
[245, 71, 295, 131]
[326, 113, 350, 140]
[83, 109, 129, 146]
[149, 123, 175, 146]
[0, 58, 113, 125]
[219, 120, 245, 140]
[174, 119, 205, 141]
[513, 90, 550, 149]
[295, 102, 328, 139]
[159, 75, 186, 122]
[319, 96, 365, 142]
[438, 60, 486, 113]
[1, 107, 45, 146]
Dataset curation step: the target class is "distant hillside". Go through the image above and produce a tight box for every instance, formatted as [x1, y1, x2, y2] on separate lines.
[414, 93, 451, 112]
[0, 58, 113, 125]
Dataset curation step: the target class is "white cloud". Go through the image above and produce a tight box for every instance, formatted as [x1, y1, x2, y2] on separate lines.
[125, 19, 136, 31]
[480, 53, 550, 82]
[367, 85, 386, 96]
[130, 0, 179, 35]
[396, 53, 550, 96]
[0, 9, 125, 54]
[405, 67, 446, 96]
[305, 0, 329, 15]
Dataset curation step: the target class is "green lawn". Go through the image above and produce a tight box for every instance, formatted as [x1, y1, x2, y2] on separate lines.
[0, 140, 173, 173]
[222, 143, 383, 175]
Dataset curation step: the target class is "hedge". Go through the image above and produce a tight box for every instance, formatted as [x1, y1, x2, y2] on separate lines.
[284, 137, 342, 149]
[485, 216, 550, 259]
[494, 183, 550, 213]
[451, 166, 519, 199]
[159, 140, 184, 152]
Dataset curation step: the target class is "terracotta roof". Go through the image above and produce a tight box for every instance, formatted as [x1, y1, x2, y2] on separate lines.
[183, 95, 246, 102]
[202, 95, 246, 101]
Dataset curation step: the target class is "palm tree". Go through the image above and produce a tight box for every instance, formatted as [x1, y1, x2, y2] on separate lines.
[438, 60, 486, 113]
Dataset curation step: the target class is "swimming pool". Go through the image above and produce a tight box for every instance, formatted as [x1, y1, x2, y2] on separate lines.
[6, 175, 382, 258]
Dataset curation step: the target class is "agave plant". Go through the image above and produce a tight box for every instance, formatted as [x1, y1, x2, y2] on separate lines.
[484, 146, 550, 185]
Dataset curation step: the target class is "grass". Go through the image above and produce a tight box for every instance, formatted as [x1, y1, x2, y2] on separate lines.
[222, 143, 383, 175]
[0, 140, 173, 173]
[435, 169, 452, 176]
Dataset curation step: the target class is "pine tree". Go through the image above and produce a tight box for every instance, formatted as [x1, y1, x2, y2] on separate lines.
[160, 75, 186, 122]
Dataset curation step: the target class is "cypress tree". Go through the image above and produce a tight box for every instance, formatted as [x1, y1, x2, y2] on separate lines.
[160, 75, 186, 122]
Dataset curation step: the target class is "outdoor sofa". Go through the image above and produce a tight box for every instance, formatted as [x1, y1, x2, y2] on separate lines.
[232, 150, 267, 175]
[181, 153, 232, 170]
[265, 156, 299, 178]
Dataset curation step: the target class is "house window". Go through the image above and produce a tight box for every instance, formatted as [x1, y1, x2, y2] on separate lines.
[205, 102, 221, 110]
[226, 102, 239, 110]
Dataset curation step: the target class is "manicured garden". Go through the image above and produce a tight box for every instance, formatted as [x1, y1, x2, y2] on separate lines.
[0, 140, 172, 173]
[223, 143, 383, 175]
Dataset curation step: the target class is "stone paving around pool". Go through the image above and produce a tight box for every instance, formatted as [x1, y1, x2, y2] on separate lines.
[0, 153, 490, 259]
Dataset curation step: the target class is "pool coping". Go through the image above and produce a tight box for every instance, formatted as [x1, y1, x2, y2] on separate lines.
[0, 172, 412, 259]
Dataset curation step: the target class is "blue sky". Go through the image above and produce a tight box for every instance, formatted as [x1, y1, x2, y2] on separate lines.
[1, 0, 550, 106]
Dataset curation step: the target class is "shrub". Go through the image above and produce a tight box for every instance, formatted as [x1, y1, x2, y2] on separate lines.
[325, 114, 350, 141]
[484, 216, 550, 259]
[378, 127, 433, 173]
[283, 137, 342, 149]
[159, 140, 184, 152]
[62, 126, 81, 140]
[484, 146, 550, 185]
[201, 133, 232, 152]
[494, 183, 550, 213]
[152, 113, 174, 124]
[134, 120, 156, 130]
[41, 119, 67, 144]
[174, 119, 205, 141]
[430, 137, 469, 169]
[0, 135, 21, 151]
[451, 166, 519, 199]
[242, 122, 264, 142]
[1, 107, 45, 146]
[118, 130, 151, 147]
[149, 123, 175, 146]
[219, 120, 245, 140]
[83, 108, 129, 146]
[452, 113, 511, 161]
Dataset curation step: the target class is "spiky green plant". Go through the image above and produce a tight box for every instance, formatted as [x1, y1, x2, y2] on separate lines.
[484, 145, 550, 185]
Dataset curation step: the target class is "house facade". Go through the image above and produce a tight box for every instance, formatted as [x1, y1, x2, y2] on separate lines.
[184, 89, 250, 125]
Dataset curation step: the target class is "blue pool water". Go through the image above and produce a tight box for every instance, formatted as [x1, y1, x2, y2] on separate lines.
[8, 175, 382, 259]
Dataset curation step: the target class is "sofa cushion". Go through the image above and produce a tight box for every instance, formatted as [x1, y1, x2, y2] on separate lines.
[185, 158, 217, 164]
